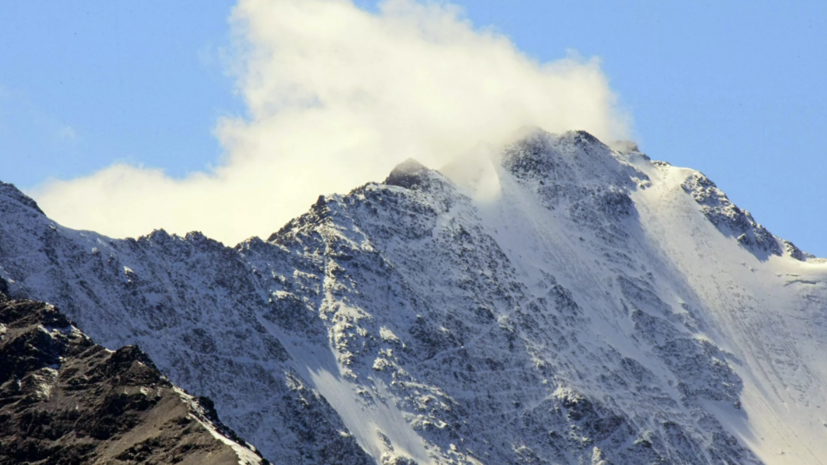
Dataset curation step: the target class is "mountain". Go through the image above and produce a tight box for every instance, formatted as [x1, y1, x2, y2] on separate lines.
[1, 129, 825, 465]
[0, 292, 266, 465]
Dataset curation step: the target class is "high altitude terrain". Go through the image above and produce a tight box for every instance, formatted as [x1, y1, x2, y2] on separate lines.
[0, 292, 266, 465]
[1, 129, 825, 465]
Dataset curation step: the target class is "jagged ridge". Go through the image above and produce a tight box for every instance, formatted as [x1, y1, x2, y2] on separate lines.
[0, 292, 266, 465]
[0, 129, 825, 464]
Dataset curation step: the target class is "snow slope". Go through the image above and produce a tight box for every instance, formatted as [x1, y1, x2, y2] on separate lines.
[1, 129, 825, 464]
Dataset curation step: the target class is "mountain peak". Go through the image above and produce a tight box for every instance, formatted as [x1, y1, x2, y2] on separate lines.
[384, 158, 433, 189]
[500, 128, 644, 191]
[560, 129, 605, 147]
[0, 181, 44, 216]
[1, 131, 826, 464]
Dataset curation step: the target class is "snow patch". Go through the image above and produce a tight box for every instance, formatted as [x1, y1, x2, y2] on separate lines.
[305, 368, 432, 464]
[379, 326, 400, 343]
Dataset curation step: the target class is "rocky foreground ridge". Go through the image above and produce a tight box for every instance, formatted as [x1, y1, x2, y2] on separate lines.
[1, 129, 825, 464]
[0, 291, 266, 465]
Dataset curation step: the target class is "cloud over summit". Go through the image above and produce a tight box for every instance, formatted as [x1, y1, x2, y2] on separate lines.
[33, 0, 630, 245]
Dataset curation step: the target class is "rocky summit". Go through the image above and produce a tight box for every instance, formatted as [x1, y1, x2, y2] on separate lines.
[1, 128, 825, 464]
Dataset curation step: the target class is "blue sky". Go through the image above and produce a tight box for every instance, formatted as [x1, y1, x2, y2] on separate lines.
[1, 1, 825, 254]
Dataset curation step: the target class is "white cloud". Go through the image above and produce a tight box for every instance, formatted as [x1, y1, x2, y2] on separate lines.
[32, 0, 630, 245]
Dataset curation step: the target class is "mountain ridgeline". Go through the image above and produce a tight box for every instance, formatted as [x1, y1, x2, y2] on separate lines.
[1, 129, 825, 465]
[0, 293, 267, 465]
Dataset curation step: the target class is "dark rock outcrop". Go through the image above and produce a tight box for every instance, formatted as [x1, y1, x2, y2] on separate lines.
[0, 293, 266, 465]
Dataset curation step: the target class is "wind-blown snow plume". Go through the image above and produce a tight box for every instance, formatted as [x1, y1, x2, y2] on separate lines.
[32, 0, 629, 244]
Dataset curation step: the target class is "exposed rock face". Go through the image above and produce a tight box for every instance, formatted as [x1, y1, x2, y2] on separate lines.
[0, 293, 266, 465]
[681, 172, 783, 258]
[1, 129, 825, 465]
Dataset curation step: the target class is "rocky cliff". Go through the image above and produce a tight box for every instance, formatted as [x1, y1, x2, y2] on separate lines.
[0, 292, 266, 465]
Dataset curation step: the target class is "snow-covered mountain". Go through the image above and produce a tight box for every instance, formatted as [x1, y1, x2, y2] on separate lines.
[1, 129, 825, 464]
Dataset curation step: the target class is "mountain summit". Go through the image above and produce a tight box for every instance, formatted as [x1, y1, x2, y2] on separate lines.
[1, 129, 825, 464]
